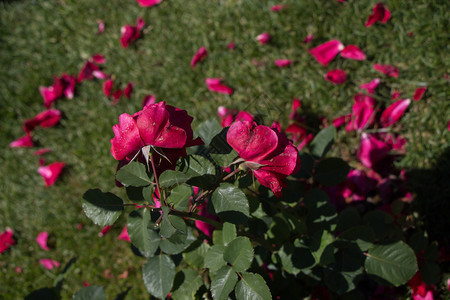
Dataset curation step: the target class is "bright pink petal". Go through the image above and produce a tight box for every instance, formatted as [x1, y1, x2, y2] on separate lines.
[36, 232, 50, 251]
[61, 74, 76, 99]
[227, 42, 235, 50]
[38, 162, 65, 187]
[308, 39, 344, 66]
[112, 90, 123, 105]
[340, 45, 366, 60]
[259, 142, 300, 176]
[124, 82, 134, 99]
[205, 78, 233, 95]
[142, 94, 156, 107]
[99, 225, 113, 237]
[380, 98, 411, 127]
[324, 69, 347, 84]
[217, 106, 228, 118]
[274, 59, 293, 67]
[286, 123, 307, 144]
[103, 79, 113, 97]
[78, 61, 99, 82]
[374, 63, 398, 77]
[10, 135, 33, 148]
[413, 87, 427, 101]
[137, 0, 162, 7]
[365, 3, 391, 27]
[332, 114, 351, 128]
[0, 228, 15, 254]
[346, 93, 376, 131]
[289, 98, 302, 121]
[190, 46, 207, 68]
[227, 121, 278, 162]
[297, 133, 314, 151]
[234, 111, 254, 123]
[359, 78, 380, 94]
[120, 26, 139, 48]
[39, 258, 60, 270]
[97, 20, 105, 34]
[92, 70, 109, 80]
[111, 113, 144, 160]
[271, 5, 286, 11]
[195, 202, 217, 238]
[118, 226, 131, 242]
[392, 90, 401, 99]
[357, 133, 391, 168]
[34, 148, 52, 156]
[253, 169, 286, 197]
[23, 109, 61, 133]
[91, 54, 106, 64]
[256, 32, 271, 45]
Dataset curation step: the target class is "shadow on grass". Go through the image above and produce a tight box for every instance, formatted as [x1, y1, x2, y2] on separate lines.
[408, 146, 450, 247]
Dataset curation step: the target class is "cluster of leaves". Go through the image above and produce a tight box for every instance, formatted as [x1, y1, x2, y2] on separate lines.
[77, 118, 439, 299]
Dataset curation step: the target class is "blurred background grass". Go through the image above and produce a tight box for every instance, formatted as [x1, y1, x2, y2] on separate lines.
[0, 0, 448, 298]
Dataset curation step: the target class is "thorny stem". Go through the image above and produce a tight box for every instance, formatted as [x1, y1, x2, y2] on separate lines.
[222, 167, 243, 181]
[170, 209, 223, 229]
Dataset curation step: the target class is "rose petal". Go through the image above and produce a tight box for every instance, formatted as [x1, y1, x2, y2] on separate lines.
[256, 32, 271, 45]
[78, 61, 100, 82]
[302, 34, 314, 44]
[357, 133, 391, 168]
[36, 232, 50, 251]
[33, 148, 52, 156]
[227, 42, 235, 50]
[38, 162, 65, 187]
[91, 54, 106, 64]
[380, 98, 411, 127]
[92, 70, 109, 80]
[118, 226, 130, 242]
[103, 79, 113, 97]
[205, 78, 233, 95]
[99, 225, 112, 237]
[413, 87, 427, 101]
[10, 135, 33, 148]
[227, 121, 278, 162]
[308, 39, 344, 66]
[112, 90, 123, 105]
[374, 63, 398, 77]
[274, 59, 293, 67]
[142, 94, 156, 107]
[111, 113, 144, 160]
[0, 228, 15, 254]
[39, 258, 60, 270]
[190, 46, 207, 68]
[332, 114, 351, 128]
[97, 20, 105, 34]
[136, 0, 162, 7]
[340, 45, 366, 60]
[359, 78, 380, 94]
[271, 5, 286, 11]
[124, 82, 134, 99]
[365, 3, 391, 27]
[346, 94, 376, 131]
[324, 69, 347, 84]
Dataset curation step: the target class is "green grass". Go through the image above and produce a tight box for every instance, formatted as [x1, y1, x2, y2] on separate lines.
[0, 0, 449, 298]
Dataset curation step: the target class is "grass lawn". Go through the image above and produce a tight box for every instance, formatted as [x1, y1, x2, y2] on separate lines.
[0, 0, 448, 298]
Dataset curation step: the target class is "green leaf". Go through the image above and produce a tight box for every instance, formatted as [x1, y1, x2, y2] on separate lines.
[171, 269, 203, 300]
[363, 211, 394, 240]
[167, 184, 192, 211]
[235, 272, 271, 300]
[336, 207, 361, 233]
[72, 286, 105, 300]
[304, 189, 337, 233]
[196, 119, 223, 146]
[142, 254, 176, 299]
[127, 208, 157, 254]
[159, 228, 196, 255]
[337, 226, 375, 251]
[211, 150, 238, 167]
[276, 242, 301, 275]
[204, 245, 227, 272]
[212, 183, 249, 224]
[224, 237, 254, 272]
[420, 261, 440, 285]
[292, 152, 314, 178]
[115, 161, 152, 187]
[183, 242, 210, 269]
[222, 222, 237, 245]
[159, 170, 192, 188]
[82, 189, 123, 226]
[365, 241, 418, 286]
[209, 127, 233, 154]
[309, 230, 335, 266]
[210, 265, 238, 300]
[309, 125, 336, 158]
[314, 157, 350, 186]
[177, 155, 217, 189]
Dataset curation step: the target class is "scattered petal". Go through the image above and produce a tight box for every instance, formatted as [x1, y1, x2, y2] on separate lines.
[99, 226, 112, 237]
[97, 20, 105, 34]
[142, 94, 157, 107]
[39, 259, 60, 270]
[36, 232, 50, 251]
[374, 63, 398, 77]
[308, 39, 344, 66]
[112, 89, 123, 105]
[118, 226, 130, 242]
[227, 42, 235, 50]
[23, 109, 62, 133]
[78, 61, 100, 82]
[0, 228, 15, 254]
[340, 45, 366, 60]
[359, 78, 380, 94]
[346, 93, 377, 132]
[332, 114, 351, 128]
[274, 59, 293, 67]
[92, 70, 109, 80]
[91, 54, 106, 64]
[120, 17, 145, 48]
[357, 133, 391, 168]
[190, 46, 207, 68]
[137, 0, 162, 7]
[10, 135, 33, 148]
[124, 82, 134, 99]
[38, 162, 65, 187]
[413, 87, 427, 101]
[271, 5, 286, 11]
[256, 32, 271, 45]
[324, 69, 347, 84]
[365, 2, 391, 27]
[103, 79, 114, 97]
[289, 98, 302, 121]
[302, 34, 314, 44]
[34, 148, 52, 156]
[205, 78, 233, 95]
[392, 90, 401, 99]
[380, 98, 411, 127]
